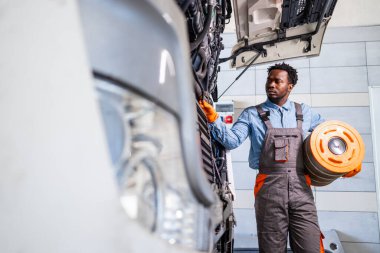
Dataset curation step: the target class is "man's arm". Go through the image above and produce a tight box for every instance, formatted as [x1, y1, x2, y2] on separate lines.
[303, 104, 325, 132]
[199, 100, 250, 150]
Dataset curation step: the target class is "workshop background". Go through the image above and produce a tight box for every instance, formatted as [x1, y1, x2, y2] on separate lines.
[218, 0, 380, 252]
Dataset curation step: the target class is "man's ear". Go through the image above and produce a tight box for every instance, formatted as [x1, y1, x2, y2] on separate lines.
[288, 83, 294, 91]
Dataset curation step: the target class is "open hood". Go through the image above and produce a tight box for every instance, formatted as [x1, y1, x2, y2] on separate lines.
[229, 0, 338, 68]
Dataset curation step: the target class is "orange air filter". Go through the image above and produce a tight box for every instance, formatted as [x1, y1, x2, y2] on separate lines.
[303, 120, 365, 186]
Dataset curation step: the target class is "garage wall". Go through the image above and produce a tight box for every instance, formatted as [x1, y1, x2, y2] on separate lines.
[219, 26, 380, 252]
[329, 0, 380, 27]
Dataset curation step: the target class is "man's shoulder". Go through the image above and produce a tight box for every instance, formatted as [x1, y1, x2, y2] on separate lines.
[240, 105, 260, 118]
[244, 105, 262, 114]
[290, 101, 311, 110]
[293, 102, 315, 117]
[245, 105, 258, 111]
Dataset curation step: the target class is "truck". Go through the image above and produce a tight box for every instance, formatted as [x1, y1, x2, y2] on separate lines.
[0, 0, 337, 252]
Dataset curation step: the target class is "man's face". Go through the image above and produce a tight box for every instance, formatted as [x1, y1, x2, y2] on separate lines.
[265, 69, 293, 104]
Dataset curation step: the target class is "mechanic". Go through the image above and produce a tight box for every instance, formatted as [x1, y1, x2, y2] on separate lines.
[200, 62, 325, 253]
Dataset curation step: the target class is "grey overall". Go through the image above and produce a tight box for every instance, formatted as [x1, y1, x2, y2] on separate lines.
[254, 103, 324, 253]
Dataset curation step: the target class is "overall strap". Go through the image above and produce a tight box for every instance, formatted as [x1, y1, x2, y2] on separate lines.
[256, 105, 273, 129]
[294, 102, 303, 130]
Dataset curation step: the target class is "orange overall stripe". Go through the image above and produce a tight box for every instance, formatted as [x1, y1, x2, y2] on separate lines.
[305, 174, 312, 187]
[320, 232, 325, 253]
[254, 174, 267, 197]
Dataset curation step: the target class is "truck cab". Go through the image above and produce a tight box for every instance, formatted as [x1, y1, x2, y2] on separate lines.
[0, 0, 337, 252]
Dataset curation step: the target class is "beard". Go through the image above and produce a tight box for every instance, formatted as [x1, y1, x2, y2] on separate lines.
[267, 91, 290, 105]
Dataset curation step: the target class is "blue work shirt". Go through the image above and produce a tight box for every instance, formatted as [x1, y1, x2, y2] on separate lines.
[209, 99, 324, 169]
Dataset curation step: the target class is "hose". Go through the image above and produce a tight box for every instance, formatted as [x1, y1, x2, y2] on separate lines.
[190, 4, 214, 51]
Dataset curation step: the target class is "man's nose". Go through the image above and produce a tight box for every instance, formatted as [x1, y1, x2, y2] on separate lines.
[267, 80, 275, 88]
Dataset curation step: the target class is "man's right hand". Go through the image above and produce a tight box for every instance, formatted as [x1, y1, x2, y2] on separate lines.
[199, 100, 219, 123]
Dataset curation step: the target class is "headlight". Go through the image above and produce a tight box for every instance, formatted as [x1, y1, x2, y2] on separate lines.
[95, 76, 204, 249]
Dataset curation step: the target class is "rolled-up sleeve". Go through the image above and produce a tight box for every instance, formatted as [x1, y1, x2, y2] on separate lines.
[303, 105, 325, 132]
[209, 109, 251, 150]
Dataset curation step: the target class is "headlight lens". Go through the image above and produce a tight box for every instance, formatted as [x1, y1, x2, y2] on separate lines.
[95, 77, 202, 249]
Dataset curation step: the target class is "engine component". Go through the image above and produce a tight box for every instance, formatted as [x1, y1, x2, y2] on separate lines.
[178, 1, 234, 252]
[303, 120, 365, 186]
[182, 0, 232, 101]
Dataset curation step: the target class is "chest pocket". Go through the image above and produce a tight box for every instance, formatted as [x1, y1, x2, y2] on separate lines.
[274, 138, 289, 162]
[273, 134, 300, 163]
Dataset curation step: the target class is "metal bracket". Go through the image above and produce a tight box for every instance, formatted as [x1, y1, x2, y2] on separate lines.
[301, 35, 312, 53]
[252, 45, 267, 57]
[277, 28, 286, 41]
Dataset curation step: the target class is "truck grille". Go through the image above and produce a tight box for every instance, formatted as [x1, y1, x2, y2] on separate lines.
[196, 103, 215, 183]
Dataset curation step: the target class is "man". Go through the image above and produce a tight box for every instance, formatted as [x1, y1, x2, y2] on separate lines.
[200, 63, 325, 253]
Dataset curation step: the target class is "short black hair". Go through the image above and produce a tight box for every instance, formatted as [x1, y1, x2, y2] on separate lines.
[267, 62, 298, 86]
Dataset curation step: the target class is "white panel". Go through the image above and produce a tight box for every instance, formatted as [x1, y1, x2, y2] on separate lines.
[220, 47, 232, 58]
[288, 94, 313, 105]
[310, 67, 368, 93]
[232, 162, 257, 190]
[368, 66, 380, 86]
[233, 208, 257, 237]
[324, 26, 380, 44]
[310, 42, 366, 67]
[342, 242, 380, 253]
[315, 192, 378, 212]
[219, 95, 256, 109]
[234, 190, 254, 209]
[219, 60, 231, 71]
[318, 211, 380, 243]
[311, 93, 370, 107]
[366, 42, 380, 66]
[219, 46, 234, 71]
[329, 0, 380, 28]
[221, 32, 238, 48]
[369, 86, 380, 241]
[255, 95, 267, 104]
[218, 69, 255, 96]
[317, 163, 376, 192]
[312, 107, 371, 134]
[234, 234, 258, 249]
[254, 70, 267, 95]
[363, 134, 374, 163]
